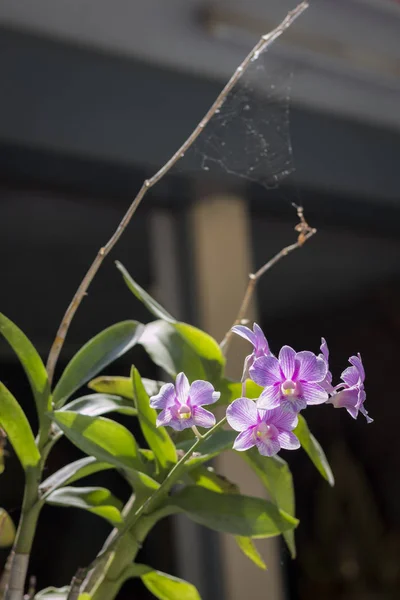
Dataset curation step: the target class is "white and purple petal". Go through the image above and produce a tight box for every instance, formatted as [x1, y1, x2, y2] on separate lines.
[279, 346, 296, 379]
[296, 351, 327, 383]
[257, 386, 281, 410]
[341, 365, 359, 387]
[301, 382, 329, 405]
[331, 389, 358, 418]
[281, 396, 307, 413]
[256, 437, 281, 457]
[193, 406, 216, 429]
[232, 325, 256, 346]
[250, 355, 282, 387]
[233, 428, 256, 451]
[253, 323, 270, 355]
[349, 353, 365, 382]
[226, 397, 258, 431]
[189, 380, 220, 406]
[267, 406, 298, 431]
[150, 383, 176, 409]
[277, 430, 300, 451]
[175, 372, 190, 405]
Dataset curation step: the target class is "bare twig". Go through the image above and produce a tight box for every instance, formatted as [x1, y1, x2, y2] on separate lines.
[220, 205, 316, 355]
[45, 1, 309, 384]
[66, 568, 86, 600]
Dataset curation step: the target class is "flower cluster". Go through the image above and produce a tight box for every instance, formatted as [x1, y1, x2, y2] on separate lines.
[150, 323, 372, 458]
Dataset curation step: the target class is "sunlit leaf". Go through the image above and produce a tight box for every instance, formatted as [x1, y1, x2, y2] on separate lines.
[40, 457, 113, 498]
[0, 382, 40, 469]
[46, 486, 123, 525]
[0, 313, 50, 424]
[0, 508, 16, 548]
[140, 320, 224, 384]
[294, 415, 334, 486]
[52, 321, 144, 408]
[235, 536, 267, 570]
[116, 261, 176, 323]
[242, 450, 296, 557]
[217, 378, 263, 406]
[169, 486, 298, 538]
[62, 394, 137, 417]
[116, 564, 201, 600]
[131, 367, 177, 471]
[88, 376, 164, 400]
[52, 411, 143, 472]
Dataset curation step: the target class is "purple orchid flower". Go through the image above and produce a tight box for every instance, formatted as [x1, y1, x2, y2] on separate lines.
[232, 323, 271, 379]
[250, 345, 328, 413]
[319, 337, 334, 394]
[226, 397, 299, 456]
[330, 353, 372, 423]
[150, 372, 220, 431]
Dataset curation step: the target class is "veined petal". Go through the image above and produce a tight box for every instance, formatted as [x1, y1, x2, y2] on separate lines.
[277, 430, 300, 451]
[250, 355, 281, 386]
[320, 337, 329, 361]
[253, 323, 270, 354]
[233, 428, 256, 451]
[279, 346, 296, 379]
[175, 372, 190, 405]
[256, 437, 280, 457]
[226, 397, 258, 431]
[189, 380, 220, 406]
[267, 406, 298, 431]
[341, 365, 359, 387]
[331, 389, 358, 417]
[301, 382, 329, 405]
[193, 406, 216, 429]
[281, 396, 307, 413]
[157, 408, 175, 428]
[349, 353, 365, 382]
[150, 383, 176, 409]
[232, 325, 256, 346]
[257, 386, 281, 410]
[297, 352, 327, 383]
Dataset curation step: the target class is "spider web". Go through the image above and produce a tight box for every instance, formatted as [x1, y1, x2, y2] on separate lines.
[176, 45, 294, 190]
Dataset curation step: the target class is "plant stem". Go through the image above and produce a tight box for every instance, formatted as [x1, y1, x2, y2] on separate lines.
[45, 1, 309, 386]
[220, 207, 316, 355]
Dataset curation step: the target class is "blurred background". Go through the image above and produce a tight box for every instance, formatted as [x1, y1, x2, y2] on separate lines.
[1, 0, 400, 598]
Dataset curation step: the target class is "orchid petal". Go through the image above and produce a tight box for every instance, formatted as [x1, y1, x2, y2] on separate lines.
[296, 352, 327, 383]
[189, 380, 220, 406]
[301, 382, 329, 405]
[277, 430, 300, 451]
[257, 386, 281, 410]
[175, 372, 190, 404]
[349, 353, 365, 382]
[256, 437, 281, 457]
[250, 355, 281, 387]
[150, 383, 176, 409]
[232, 325, 256, 346]
[331, 389, 358, 417]
[267, 406, 298, 431]
[341, 365, 359, 387]
[233, 428, 256, 451]
[281, 396, 307, 413]
[226, 398, 258, 431]
[320, 337, 329, 361]
[279, 346, 296, 379]
[193, 406, 216, 429]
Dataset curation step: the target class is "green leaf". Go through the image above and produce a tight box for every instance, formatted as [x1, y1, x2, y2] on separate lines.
[40, 456, 113, 498]
[0, 313, 50, 424]
[169, 486, 298, 538]
[294, 415, 334, 486]
[116, 564, 201, 600]
[235, 536, 267, 570]
[131, 367, 177, 471]
[116, 261, 176, 323]
[0, 508, 16, 548]
[52, 411, 143, 472]
[52, 321, 144, 408]
[242, 450, 296, 557]
[140, 320, 224, 384]
[88, 375, 164, 400]
[178, 430, 236, 469]
[46, 486, 123, 525]
[62, 394, 137, 417]
[34, 586, 70, 599]
[0, 382, 40, 469]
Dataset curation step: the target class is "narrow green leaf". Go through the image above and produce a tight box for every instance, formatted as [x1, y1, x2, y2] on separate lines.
[142, 569, 201, 600]
[140, 320, 224, 384]
[0, 508, 16, 548]
[52, 411, 143, 472]
[178, 430, 236, 469]
[294, 415, 334, 486]
[0, 313, 50, 423]
[40, 457, 113, 498]
[169, 486, 298, 538]
[132, 367, 177, 471]
[52, 321, 144, 408]
[62, 394, 137, 417]
[235, 536, 267, 570]
[116, 261, 176, 323]
[34, 587, 70, 599]
[242, 450, 296, 557]
[46, 486, 123, 525]
[88, 376, 164, 400]
[0, 382, 40, 469]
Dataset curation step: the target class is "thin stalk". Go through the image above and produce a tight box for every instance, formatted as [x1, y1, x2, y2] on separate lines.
[45, 0, 309, 385]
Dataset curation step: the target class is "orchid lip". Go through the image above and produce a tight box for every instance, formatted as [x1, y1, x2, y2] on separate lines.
[281, 380, 297, 397]
[178, 405, 192, 420]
